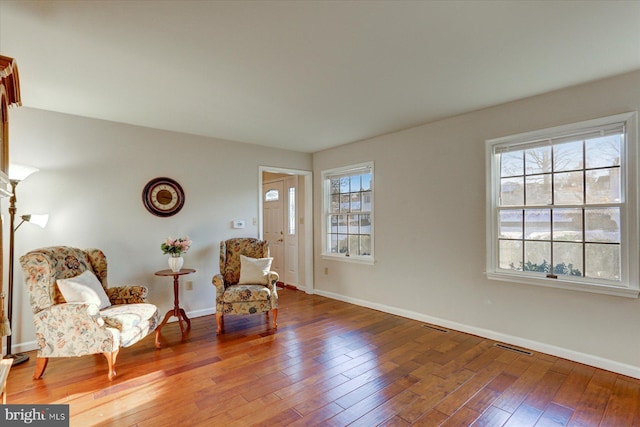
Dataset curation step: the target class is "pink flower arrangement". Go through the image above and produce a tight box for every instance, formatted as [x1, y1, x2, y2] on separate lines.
[161, 236, 192, 256]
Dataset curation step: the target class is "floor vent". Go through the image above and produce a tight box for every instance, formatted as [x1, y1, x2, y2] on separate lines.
[494, 343, 534, 356]
[422, 324, 449, 333]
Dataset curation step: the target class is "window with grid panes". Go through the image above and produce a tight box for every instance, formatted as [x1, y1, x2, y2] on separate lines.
[486, 113, 639, 298]
[322, 162, 374, 262]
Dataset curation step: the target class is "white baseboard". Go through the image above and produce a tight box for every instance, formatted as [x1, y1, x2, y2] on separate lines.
[313, 289, 640, 380]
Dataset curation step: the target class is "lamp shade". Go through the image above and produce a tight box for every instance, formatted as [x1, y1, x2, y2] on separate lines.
[8, 164, 39, 181]
[22, 213, 49, 228]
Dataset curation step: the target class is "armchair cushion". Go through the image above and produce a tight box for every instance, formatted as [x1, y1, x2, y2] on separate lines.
[56, 270, 111, 309]
[221, 284, 272, 303]
[100, 303, 158, 347]
[238, 255, 273, 285]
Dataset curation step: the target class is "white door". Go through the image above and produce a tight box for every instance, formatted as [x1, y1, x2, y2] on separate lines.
[263, 180, 284, 281]
[284, 176, 299, 287]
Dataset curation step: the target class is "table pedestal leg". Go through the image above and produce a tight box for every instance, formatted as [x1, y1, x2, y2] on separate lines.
[155, 274, 192, 349]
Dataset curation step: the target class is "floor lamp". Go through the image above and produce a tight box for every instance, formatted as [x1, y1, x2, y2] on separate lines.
[5, 164, 48, 365]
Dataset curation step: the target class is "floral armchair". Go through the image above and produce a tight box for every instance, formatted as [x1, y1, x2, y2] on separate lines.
[19, 246, 160, 380]
[212, 238, 278, 334]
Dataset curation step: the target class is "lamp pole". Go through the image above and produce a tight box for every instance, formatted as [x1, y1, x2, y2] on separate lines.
[5, 179, 28, 365]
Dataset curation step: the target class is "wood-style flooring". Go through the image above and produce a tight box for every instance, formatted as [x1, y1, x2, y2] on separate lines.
[5, 289, 640, 426]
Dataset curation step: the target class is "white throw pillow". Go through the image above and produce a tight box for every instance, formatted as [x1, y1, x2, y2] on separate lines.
[238, 255, 273, 285]
[56, 270, 111, 309]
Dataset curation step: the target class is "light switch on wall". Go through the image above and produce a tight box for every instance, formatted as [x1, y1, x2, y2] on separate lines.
[232, 219, 246, 229]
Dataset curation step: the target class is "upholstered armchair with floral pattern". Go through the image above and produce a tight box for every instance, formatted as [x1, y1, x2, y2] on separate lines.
[19, 246, 160, 380]
[212, 238, 278, 334]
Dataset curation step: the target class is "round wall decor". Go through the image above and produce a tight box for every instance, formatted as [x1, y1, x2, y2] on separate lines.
[142, 177, 185, 217]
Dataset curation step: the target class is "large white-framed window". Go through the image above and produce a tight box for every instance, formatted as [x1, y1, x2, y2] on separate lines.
[486, 112, 639, 298]
[322, 162, 374, 264]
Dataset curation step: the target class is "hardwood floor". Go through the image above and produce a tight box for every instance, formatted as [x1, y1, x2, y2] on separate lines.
[6, 290, 640, 426]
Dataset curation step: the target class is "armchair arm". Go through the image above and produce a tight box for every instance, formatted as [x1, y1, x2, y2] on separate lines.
[33, 303, 118, 358]
[212, 274, 225, 301]
[106, 285, 149, 305]
[268, 271, 279, 289]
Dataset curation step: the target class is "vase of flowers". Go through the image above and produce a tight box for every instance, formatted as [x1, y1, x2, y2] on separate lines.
[161, 236, 192, 272]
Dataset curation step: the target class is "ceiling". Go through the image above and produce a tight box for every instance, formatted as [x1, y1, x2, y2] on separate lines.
[1, 1, 639, 153]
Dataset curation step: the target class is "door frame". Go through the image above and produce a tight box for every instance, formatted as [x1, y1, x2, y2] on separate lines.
[258, 166, 314, 294]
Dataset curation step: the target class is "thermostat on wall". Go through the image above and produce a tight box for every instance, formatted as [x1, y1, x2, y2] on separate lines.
[232, 219, 246, 229]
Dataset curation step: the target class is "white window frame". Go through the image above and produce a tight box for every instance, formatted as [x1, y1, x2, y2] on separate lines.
[321, 161, 374, 264]
[485, 112, 639, 298]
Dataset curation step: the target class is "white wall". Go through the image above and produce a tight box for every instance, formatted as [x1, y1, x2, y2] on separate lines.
[5, 107, 312, 353]
[313, 70, 640, 378]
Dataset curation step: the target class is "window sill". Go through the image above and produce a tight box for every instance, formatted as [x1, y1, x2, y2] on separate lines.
[322, 254, 375, 265]
[486, 271, 639, 298]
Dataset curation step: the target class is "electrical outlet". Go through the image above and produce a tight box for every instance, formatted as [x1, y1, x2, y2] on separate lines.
[185, 280, 193, 290]
[253, 217, 258, 225]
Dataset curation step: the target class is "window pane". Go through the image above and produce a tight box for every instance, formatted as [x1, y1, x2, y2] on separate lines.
[337, 215, 347, 233]
[524, 209, 550, 240]
[585, 207, 620, 243]
[525, 146, 552, 175]
[586, 168, 621, 204]
[554, 140, 583, 172]
[359, 214, 371, 234]
[350, 192, 361, 212]
[552, 208, 582, 242]
[348, 235, 359, 256]
[350, 175, 361, 192]
[329, 233, 338, 253]
[330, 215, 338, 233]
[330, 178, 340, 195]
[360, 235, 371, 256]
[585, 135, 621, 169]
[330, 194, 340, 213]
[288, 187, 296, 235]
[499, 240, 522, 271]
[525, 174, 551, 205]
[337, 234, 348, 254]
[362, 191, 372, 212]
[348, 214, 359, 234]
[501, 151, 523, 177]
[340, 194, 350, 212]
[524, 241, 551, 272]
[499, 209, 523, 239]
[339, 177, 350, 193]
[361, 173, 372, 191]
[554, 171, 584, 205]
[500, 177, 524, 206]
[265, 189, 279, 201]
[585, 243, 620, 280]
[553, 242, 583, 277]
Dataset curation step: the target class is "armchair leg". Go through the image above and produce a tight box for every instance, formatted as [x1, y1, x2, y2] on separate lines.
[272, 308, 278, 329]
[103, 349, 119, 381]
[216, 313, 223, 335]
[33, 357, 49, 380]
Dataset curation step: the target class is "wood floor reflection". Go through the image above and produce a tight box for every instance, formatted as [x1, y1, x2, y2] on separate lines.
[6, 289, 640, 426]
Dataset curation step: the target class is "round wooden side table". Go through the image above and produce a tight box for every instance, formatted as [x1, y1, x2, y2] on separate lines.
[154, 268, 195, 348]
